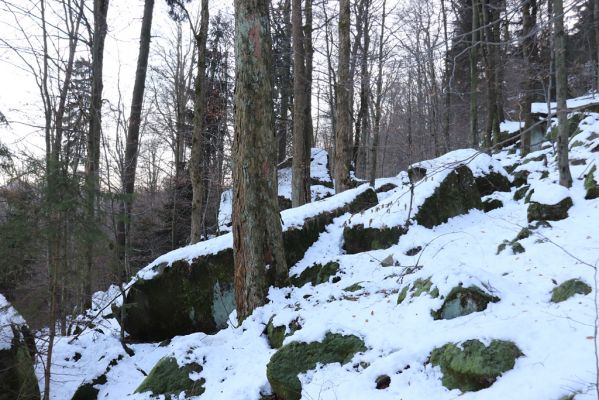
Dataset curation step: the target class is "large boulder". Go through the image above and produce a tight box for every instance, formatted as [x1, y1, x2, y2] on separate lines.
[429, 339, 523, 392]
[344, 159, 482, 253]
[527, 183, 573, 222]
[0, 294, 39, 400]
[135, 357, 204, 398]
[585, 165, 599, 200]
[431, 286, 499, 320]
[550, 279, 592, 303]
[121, 186, 378, 341]
[266, 333, 365, 400]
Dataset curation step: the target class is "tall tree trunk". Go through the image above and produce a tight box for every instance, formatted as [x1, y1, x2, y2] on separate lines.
[595, 0, 599, 91]
[277, 0, 292, 163]
[470, 0, 479, 148]
[334, 0, 352, 192]
[233, 0, 288, 322]
[117, 0, 155, 279]
[84, 0, 110, 307]
[357, 0, 370, 177]
[189, 0, 210, 243]
[291, 0, 310, 206]
[554, 0, 572, 187]
[520, 0, 537, 156]
[441, 0, 451, 152]
[369, 0, 386, 187]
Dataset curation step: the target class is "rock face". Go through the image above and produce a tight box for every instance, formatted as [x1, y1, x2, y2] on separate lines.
[343, 225, 407, 254]
[266, 333, 365, 400]
[585, 165, 599, 200]
[413, 166, 482, 229]
[550, 279, 592, 303]
[474, 172, 511, 196]
[429, 339, 523, 392]
[0, 294, 39, 400]
[290, 262, 340, 287]
[432, 286, 500, 320]
[527, 197, 573, 222]
[135, 357, 204, 397]
[121, 188, 378, 342]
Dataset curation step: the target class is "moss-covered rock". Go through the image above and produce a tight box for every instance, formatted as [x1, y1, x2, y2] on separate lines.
[343, 283, 364, 292]
[516, 227, 531, 240]
[397, 278, 439, 304]
[584, 165, 599, 200]
[527, 197, 573, 223]
[511, 170, 529, 188]
[343, 224, 406, 254]
[497, 240, 525, 255]
[375, 183, 398, 193]
[549, 113, 583, 140]
[135, 357, 204, 398]
[432, 286, 499, 320]
[266, 333, 366, 400]
[475, 172, 511, 196]
[550, 279, 592, 303]
[290, 262, 340, 287]
[482, 198, 503, 212]
[71, 355, 123, 400]
[266, 317, 302, 349]
[0, 298, 39, 400]
[414, 166, 482, 229]
[429, 339, 523, 392]
[122, 188, 378, 341]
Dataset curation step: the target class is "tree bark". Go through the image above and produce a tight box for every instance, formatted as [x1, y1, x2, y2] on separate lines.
[470, 0, 479, 148]
[277, 0, 292, 163]
[84, 0, 110, 306]
[117, 0, 155, 279]
[233, 0, 288, 322]
[369, 0, 386, 187]
[554, 0, 572, 187]
[441, 0, 451, 152]
[291, 0, 310, 207]
[356, 0, 370, 177]
[520, 0, 537, 156]
[595, 0, 599, 91]
[334, 0, 352, 192]
[189, 0, 210, 243]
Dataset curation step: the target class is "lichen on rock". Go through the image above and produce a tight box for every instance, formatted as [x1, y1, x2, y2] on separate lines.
[266, 333, 366, 400]
[550, 279, 592, 303]
[135, 357, 205, 398]
[584, 165, 599, 200]
[429, 339, 523, 392]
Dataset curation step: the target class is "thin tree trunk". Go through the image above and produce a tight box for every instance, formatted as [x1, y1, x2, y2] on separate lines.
[595, 0, 599, 91]
[277, 0, 292, 163]
[117, 0, 155, 279]
[84, 0, 110, 307]
[441, 0, 451, 152]
[554, 0, 572, 187]
[189, 0, 210, 243]
[470, 0, 479, 148]
[520, 0, 537, 156]
[357, 0, 370, 178]
[369, 0, 386, 187]
[233, 0, 288, 322]
[334, 0, 352, 192]
[291, 0, 310, 206]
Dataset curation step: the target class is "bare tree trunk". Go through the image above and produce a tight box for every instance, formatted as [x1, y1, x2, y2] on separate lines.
[554, 0, 572, 187]
[470, 0, 479, 148]
[277, 0, 292, 163]
[84, 0, 110, 307]
[334, 0, 352, 192]
[356, 0, 371, 177]
[291, 0, 310, 206]
[369, 0, 386, 187]
[189, 0, 209, 243]
[441, 0, 451, 152]
[595, 0, 599, 91]
[117, 0, 155, 279]
[520, 0, 537, 156]
[233, 0, 287, 322]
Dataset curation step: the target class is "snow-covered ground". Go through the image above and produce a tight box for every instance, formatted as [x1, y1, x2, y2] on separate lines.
[34, 111, 599, 400]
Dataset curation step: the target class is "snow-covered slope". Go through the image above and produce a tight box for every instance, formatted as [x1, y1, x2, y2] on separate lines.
[39, 112, 599, 400]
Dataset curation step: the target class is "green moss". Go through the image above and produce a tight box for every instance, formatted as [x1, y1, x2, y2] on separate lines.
[266, 333, 366, 400]
[524, 188, 535, 204]
[429, 339, 523, 392]
[512, 170, 529, 188]
[266, 317, 302, 349]
[397, 286, 409, 304]
[550, 279, 592, 303]
[584, 165, 599, 200]
[549, 113, 583, 140]
[290, 262, 340, 287]
[432, 286, 500, 320]
[513, 185, 530, 201]
[511, 241, 525, 254]
[527, 197, 573, 223]
[135, 357, 204, 397]
[414, 166, 483, 229]
[397, 278, 439, 304]
[0, 327, 40, 400]
[516, 228, 531, 240]
[343, 225, 406, 254]
[540, 170, 550, 179]
[343, 283, 364, 292]
[475, 172, 511, 196]
[482, 198, 503, 212]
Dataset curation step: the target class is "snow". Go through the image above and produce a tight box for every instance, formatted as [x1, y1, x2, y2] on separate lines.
[529, 182, 571, 205]
[38, 105, 599, 400]
[500, 120, 523, 134]
[0, 293, 26, 350]
[531, 93, 599, 114]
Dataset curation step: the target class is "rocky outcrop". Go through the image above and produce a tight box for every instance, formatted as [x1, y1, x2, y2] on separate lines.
[429, 339, 523, 392]
[135, 357, 204, 397]
[0, 294, 39, 400]
[266, 333, 365, 400]
[121, 187, 378, 342]
[527, 197, 573, 222]
[432, 286, 499, 320]
[585, 165, 599, 200]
